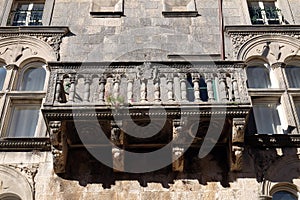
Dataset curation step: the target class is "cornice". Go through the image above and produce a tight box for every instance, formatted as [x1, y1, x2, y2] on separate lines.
[0, 138, 51, 151]
[225, 25, 300, 35]
[0, 26, 69, 37]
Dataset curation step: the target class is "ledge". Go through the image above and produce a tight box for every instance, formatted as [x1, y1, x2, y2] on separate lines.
[0, 26, 70, 36]
[225, 25, 300, 35]
[162, 11, 198, 17]
[90, 11, 123, 18]
[0, 138, 51, 151]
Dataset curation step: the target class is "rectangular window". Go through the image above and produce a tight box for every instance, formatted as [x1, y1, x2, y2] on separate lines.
[7, 104, 40, 137]
[7, 1, 45, 26]
[162, 0, 198, 17]
[247, 0, 283, 25]
[90, 0, 124, 18]
[252, 101, 283, 134]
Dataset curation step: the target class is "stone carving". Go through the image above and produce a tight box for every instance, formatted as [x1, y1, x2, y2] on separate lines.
[49, 121, 67, 173]
[0, 45, 37, 63]
[112, 147, 124, 172]
[8, 164, 39, 190]
[173, 118, 188, 144]
[172, 147, 184, 172]
[229, 34, 256, 58]
[35, 35, 63, 60]
[231, 118, 245, 172]
[111, 121, 122, 145]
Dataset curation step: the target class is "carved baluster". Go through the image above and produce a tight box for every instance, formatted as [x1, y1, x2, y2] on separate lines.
[55, 74, 64, 103]
[153, 77, 161, 102]
[113, 75, 120, 99]
[98, 76, 106, 103]
[218, 73, 228, 102]
[179, 74, 187, 102]
[127, 78, 134, 103]
[68, 74, 77, 102]
[232, 75, 240, 102]
[231, 118, 245, 172]
[83, 75, 92, 102]
[167, 74, 174, 101]
[205, 73, 215, 102]
[192, 74, 201, 102]
[49, 121, 67, 174]
[140, 79, 147, 102]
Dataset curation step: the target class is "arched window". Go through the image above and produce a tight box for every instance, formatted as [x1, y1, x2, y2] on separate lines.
[272, 191, 297, 200]
[285, 65, 300, 88]
[246, 65, 271, 88]
[19, 62, 46, 91]
[0, 65, 6, 91]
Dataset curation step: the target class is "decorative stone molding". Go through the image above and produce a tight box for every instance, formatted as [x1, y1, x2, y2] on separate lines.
[49, 121, 68, 174]
[172, 147, 184, 172]
[0, 138, 50, 151]
[225, 25, 300, 62]
[0, 27, 69, 63]
[111, 121, 123, 145]
[0, 165, 34, 200]
[112, 147, 124, 172]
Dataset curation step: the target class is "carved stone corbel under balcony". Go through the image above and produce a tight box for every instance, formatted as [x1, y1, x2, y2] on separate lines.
[231, 118, 245, 172]
[111, 120, 123, 145]
[172, 147, 184, 172]
[112, 147, 124, 172]
[49, 121, 68, 174]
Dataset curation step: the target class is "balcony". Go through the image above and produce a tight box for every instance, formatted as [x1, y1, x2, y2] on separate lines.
[42, 61, 251, 173]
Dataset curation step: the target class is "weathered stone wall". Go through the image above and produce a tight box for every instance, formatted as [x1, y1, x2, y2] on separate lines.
[51, 0, 221, 62]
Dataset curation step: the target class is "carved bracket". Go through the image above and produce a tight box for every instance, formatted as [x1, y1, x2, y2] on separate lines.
[172, 147, 184, 172]
[231, 118, 245, 172]
[49, 121, 68, 174]
[112, 147, 124, 172]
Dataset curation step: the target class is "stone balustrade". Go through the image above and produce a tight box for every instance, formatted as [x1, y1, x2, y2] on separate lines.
[45, 61, 250, 107]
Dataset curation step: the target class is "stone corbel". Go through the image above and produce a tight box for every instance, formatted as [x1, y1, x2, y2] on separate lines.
[111, 120, 123, 145]
[49, 121, 68, 174]
[231, 118, 245, 172]
[112, 147, 124, 172]
[172, 147, 184, 172]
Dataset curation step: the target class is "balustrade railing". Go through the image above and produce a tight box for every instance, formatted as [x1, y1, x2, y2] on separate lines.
[45, 62, 250, 107]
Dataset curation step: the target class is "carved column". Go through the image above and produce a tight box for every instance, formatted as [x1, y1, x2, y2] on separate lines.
[127, 78, 134, 103]
[205, 73, 215, 102]
[68, 74, 77, 102]
[167, 74, 174, 101]
[179, 74, 187, 102]
[98, 76, 106, 103]
[83, 75, 92, 102]
[218, 73, 228, 102]
[49, 121, 67, 174]
[231, 118, 245, 172]
[192, 74, 201, 102]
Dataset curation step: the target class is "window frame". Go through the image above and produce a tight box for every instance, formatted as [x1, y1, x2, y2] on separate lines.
[1, 0, 54, 26]
[162, 0, 198, 17]
[247, 0, 284, 25]
[90, 0, 124, 18]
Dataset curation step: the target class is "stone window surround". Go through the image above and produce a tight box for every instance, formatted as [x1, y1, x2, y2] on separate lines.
[240, 0, 295, 25]
[247, 61, 300, 135]
[269, 182, 299, 199]
[0, 0, 55, 26]
[162, 0, 198, 17]
[0, 62, 49, 139]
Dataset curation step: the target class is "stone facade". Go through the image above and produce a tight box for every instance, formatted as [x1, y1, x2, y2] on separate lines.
[0, 0, 300, 200]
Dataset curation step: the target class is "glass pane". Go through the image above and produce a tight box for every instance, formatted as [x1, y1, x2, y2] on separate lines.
[29, 4, 44, 25]
[273, 191, 297, 200]
[0, 67, 6, 91]
[248, 2, 264, 24]
[285, 66, 300, 88]
[7, 105, 40, 137]
[253, 103, 281, 134]
[20, 67, 46, 91]
[247, 66, 271, 88]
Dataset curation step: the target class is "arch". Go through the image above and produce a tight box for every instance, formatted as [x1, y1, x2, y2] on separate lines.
[270, 182, 298, 198]
[246, 61, 271, 89]
[0, 62, 6, 90]
[0, 36, 56, 65]
[17, 61, 47, 91]
[0, 193, 22, 200]
[0, 165, 33, 200]
[237, 35, 300, 64]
